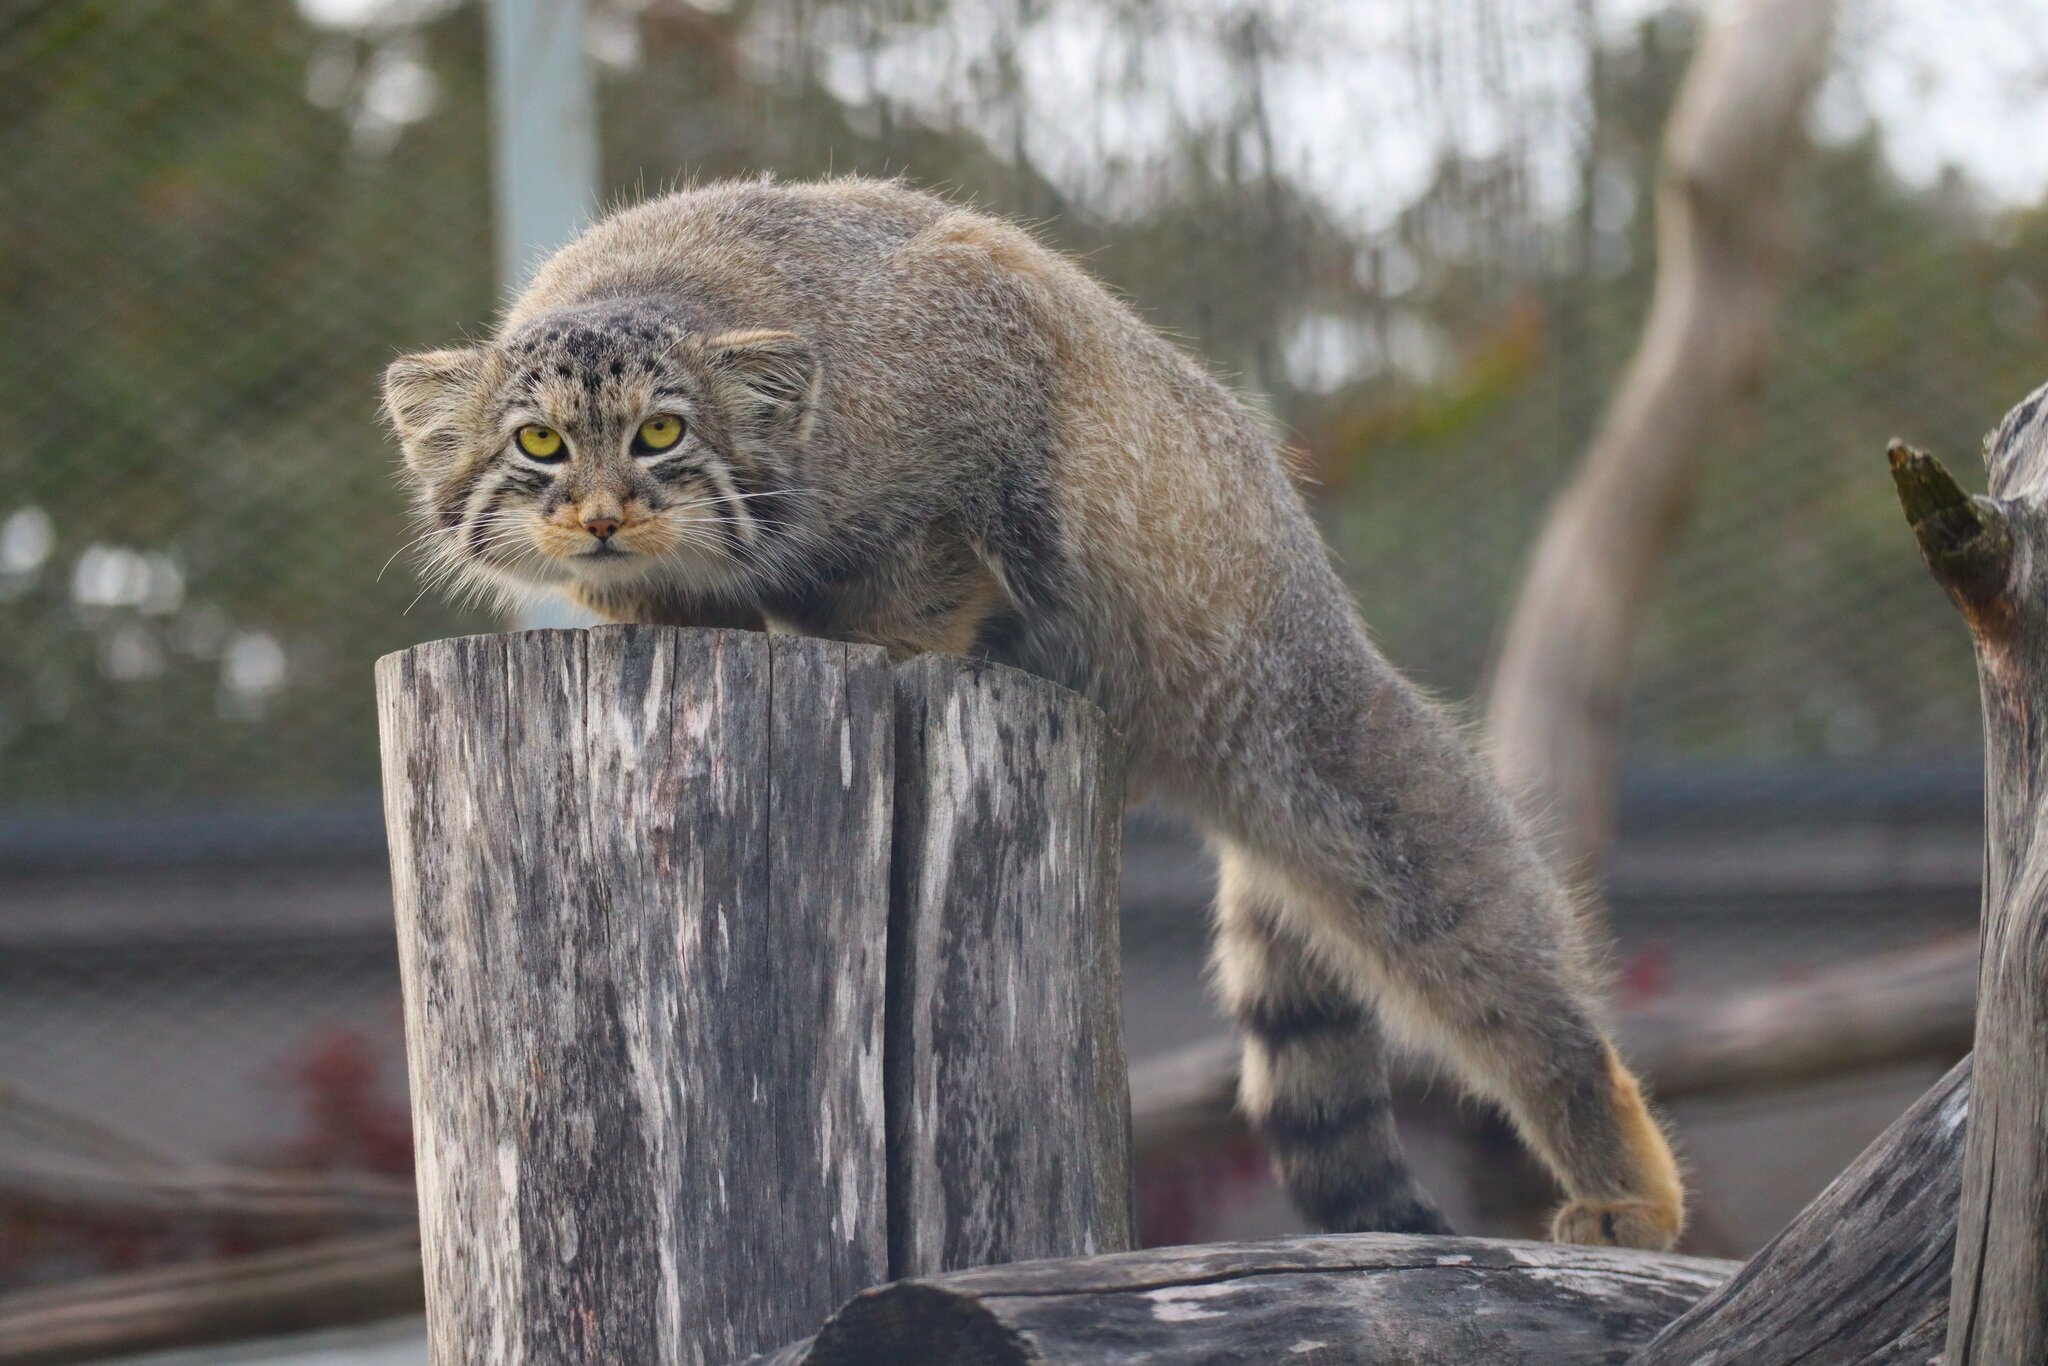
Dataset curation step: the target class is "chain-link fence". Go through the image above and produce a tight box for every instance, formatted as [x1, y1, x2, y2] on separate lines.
[2, 0, 2041, 1290]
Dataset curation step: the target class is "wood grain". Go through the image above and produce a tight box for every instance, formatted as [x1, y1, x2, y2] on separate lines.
[378, 627, 894, 1365]
[888, 655, 1133, 1277]
[1632, 1056, 1967, 1364]
[1893, 401, 2048, 1363]
[743, 1235, 1738, 1365]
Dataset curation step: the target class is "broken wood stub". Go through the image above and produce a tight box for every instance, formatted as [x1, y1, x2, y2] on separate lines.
[1892, 382, 2048, 1365]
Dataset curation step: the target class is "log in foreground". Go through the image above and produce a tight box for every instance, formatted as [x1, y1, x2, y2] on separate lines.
[743, 1236, 1738, 1366]
[1895, 399, 2048, 1363]
[1632, 1056, 1968, 1364]
[756, 1049, 1967, 1366]
[376, 627, 1130, 1364]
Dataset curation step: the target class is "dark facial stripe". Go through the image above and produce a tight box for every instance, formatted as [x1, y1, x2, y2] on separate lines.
[723, 463, 798, 552]
[464, 472, 517, 557]
[433, 463, 491, 530]
[644, 452, 703, 481]
[695, 460, 756, 556]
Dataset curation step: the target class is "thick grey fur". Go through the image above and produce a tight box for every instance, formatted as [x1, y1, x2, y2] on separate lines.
[379, 177, 1683, 1250]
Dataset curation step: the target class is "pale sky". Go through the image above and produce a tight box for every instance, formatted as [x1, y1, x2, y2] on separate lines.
[298, 0, 2048, 221]
[814, 0, 2048, 224]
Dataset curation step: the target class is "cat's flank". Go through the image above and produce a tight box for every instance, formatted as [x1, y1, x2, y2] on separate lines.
[381, 177, 1684, 1250]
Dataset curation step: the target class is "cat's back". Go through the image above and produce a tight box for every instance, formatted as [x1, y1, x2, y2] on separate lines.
[506, 177, 956, 332]
[504, 177, 1247, 476]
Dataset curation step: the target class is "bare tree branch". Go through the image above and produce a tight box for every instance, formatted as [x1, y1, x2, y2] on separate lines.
[1485, 0, 1838, 885]
[0, 1161, 416, 1231]
[0, 1078, 415, 1231]
[0, 1232, 423, 1366]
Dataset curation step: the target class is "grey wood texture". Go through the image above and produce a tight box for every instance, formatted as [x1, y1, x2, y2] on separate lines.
[378, 627, 895, 1366]
[888, 655, 1133, 1278]
[1891, 404, 2048, 1364]
[1632, 1056, 1968, 1364]
[741, 1235, 1738, 1366]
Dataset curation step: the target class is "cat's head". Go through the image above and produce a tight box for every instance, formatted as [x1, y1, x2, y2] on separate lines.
[381, 297, 818, 610]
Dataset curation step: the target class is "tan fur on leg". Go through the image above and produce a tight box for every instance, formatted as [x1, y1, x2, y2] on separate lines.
[1550, 1048, 1685, 1250]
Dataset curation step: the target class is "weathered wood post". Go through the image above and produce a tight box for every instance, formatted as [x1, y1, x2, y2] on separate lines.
[1890, 391, 2048, 1364]
[376, 626, 1130, 1365]
[889, 656, 1131, 1276]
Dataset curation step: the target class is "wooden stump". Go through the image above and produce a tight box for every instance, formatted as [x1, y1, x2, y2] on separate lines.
[376, 627, 1130, 1365]
[889, 656, 1131, 1277]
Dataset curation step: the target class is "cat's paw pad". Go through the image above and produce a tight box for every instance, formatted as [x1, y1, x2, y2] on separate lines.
[1550, 1197, 1681, 1251]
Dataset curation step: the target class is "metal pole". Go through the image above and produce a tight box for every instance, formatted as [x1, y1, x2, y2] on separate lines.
[487, 0, 597, 626]
[486, 0, 598, 294]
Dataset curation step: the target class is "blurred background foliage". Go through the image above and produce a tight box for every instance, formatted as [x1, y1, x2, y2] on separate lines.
[1, 0, 2041, 802]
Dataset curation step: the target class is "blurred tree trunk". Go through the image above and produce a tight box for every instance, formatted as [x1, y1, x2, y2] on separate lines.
[1484, 0, 1836, 887]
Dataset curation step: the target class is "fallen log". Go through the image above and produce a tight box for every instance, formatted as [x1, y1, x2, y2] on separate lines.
[749, 863, 1973, 1365]
[1131, 935, 1976, 1163]
[0, 1160, 416, 1231]
[1624, 933, 1974, 1099]
[0, 1231, 424, 1366]
[0, 1078, 416, 1231]
[745, 1236, 1739, 1366]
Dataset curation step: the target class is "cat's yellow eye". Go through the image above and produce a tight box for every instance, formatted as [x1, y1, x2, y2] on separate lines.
[516, 425, 564, 460]
[636, 414, 684, 453]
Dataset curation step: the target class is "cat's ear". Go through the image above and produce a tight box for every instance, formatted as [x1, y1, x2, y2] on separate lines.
[698, 330, 819, 442]
[382, 347, 492, 474]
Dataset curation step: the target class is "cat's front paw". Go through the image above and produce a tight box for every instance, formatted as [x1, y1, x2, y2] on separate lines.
[1550, 1197, 1682, 1251]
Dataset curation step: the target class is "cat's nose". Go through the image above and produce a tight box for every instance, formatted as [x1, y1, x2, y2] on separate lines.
[584, 516, 620, 541]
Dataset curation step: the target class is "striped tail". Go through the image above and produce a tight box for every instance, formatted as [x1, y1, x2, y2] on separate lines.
[1214, 860, 1450, 1235]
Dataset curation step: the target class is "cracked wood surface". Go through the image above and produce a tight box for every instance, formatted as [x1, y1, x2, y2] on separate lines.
[888, 655, 1132, 1280]
[1631, 1057, 1967, 1364]
[1893, 382, 2048, 1364]
[377, 627, 1130, 1364]
[381, 627, 895, 1365]
[744, 1234, 1738, 1365]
